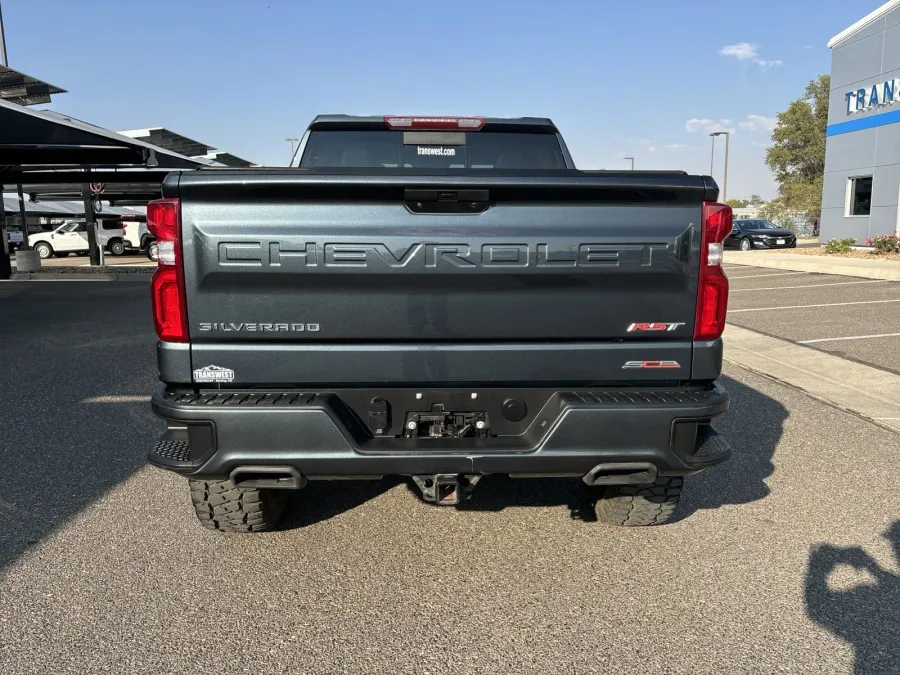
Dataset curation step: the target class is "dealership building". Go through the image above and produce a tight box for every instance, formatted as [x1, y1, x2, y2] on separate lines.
[822, 0, 900, 241]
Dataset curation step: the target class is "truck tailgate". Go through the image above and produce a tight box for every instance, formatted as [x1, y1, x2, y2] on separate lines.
[174, 172, 715, 385]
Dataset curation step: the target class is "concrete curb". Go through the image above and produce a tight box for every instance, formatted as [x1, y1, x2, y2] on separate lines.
[724, 252, 900, 280]
[723, 324, 900, 433]
[6, 271, 153, 282]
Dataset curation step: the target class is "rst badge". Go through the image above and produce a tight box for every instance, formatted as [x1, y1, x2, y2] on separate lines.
[622, 360, 681, 369]
[626, 322, 685, 333]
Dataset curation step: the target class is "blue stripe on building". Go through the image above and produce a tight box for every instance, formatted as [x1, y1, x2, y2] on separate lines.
[827, 109, 900, 136]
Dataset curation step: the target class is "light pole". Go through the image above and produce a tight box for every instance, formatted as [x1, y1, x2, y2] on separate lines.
[286, 137, 299, 162]
[0, 0, 8, 67]
[709, 131, 731, 202]
[623, 157, 634, 170]
[0, 1, 30, 256]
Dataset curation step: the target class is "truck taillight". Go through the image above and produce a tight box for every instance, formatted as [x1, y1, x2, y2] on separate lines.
[147, 198, 187, 342]
[694, 202, 732, 341]
[383, 116, 486, 130]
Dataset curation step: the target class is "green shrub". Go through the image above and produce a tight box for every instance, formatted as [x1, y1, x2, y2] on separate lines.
[823, 238, 856, 254]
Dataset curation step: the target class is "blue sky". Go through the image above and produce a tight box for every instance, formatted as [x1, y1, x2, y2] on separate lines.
[1, 0, 879, 198]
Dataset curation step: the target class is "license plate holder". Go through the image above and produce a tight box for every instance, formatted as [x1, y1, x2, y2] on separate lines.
[404, 405, 489, 439]
[776, 238, 785, 245]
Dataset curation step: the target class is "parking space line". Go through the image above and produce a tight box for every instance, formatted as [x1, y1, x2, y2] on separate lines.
[730, 280, 887, 293]
[798, 332, 900, 344]
[82, 395, 152, 403]
[726, 271, 810, 280]
[730, 299, 900, 313]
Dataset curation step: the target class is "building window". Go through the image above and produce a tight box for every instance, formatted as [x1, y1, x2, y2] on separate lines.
[847, 176, 872, 216]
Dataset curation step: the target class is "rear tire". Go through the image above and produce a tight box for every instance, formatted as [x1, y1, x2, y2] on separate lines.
[146, 241, 159, 262]
[108, 239, 126, 256]
[189, 478, 287, 532]
[594, 476, 683, 526]
[34, 242, 53, 259]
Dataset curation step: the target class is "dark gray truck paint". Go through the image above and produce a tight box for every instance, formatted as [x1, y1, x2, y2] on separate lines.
[161, 172, 720, 385]
[151, 117, 730, 489]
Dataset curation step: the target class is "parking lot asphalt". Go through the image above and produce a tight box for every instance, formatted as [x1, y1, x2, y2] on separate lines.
[724, 264, 900, 375]
[1, 282, 898, 674]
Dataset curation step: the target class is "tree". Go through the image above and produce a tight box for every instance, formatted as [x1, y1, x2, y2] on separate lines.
[765, 74, 829, 217]
[726, 196, 766, 209]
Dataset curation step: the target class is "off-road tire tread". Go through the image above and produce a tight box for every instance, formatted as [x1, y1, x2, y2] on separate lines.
[188, 479, 286, 532]
[594, 477, 683, 527]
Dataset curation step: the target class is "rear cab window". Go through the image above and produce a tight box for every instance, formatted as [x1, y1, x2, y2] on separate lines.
[299, 130, 568, 170]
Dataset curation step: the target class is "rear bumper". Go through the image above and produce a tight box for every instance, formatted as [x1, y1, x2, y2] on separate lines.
[149, 384, 731, 481]
[150, 383, 731, 481]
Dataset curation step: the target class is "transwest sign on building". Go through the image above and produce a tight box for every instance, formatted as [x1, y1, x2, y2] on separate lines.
[845, 79, 900, 114]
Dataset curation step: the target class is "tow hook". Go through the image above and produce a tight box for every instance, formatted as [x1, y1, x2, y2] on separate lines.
[412, 474, 482, 506]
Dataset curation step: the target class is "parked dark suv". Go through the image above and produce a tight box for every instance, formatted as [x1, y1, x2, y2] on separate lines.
[726, 219, 796, 251]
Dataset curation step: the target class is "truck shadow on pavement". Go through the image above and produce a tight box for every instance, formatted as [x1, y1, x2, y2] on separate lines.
[280, 478, 402, 530]
[805, 522, 900, 674]
[674, 373, 785, 519]
[0, 282, 160, 573]
[270, 373, 787, 525]
[420, 375, 786, 520]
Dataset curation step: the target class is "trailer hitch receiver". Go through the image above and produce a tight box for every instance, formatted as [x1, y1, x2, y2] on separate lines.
[412, 474, 482, 505]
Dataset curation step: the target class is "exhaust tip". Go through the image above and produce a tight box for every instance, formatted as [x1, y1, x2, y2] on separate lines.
[582, 462, 658, 487]
[230, 466, 306, 490]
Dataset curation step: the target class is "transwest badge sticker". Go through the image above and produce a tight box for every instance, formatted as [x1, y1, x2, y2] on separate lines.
[417, 146, 456, 156]
[193, 365, 235, 383]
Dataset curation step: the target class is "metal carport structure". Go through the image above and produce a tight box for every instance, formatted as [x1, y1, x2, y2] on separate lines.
[10, 169, 184, 205]
[0, 99, 203, 276]
[2, 197, 138, 217]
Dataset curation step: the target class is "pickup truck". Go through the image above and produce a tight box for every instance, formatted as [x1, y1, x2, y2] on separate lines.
[29, 219, 128, 258]
[6, 227, 23, 251]
[148, 115, 733, 533]
[122, 219, 159, 260]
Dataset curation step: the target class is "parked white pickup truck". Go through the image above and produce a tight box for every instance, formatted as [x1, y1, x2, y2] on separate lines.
[122, 220, 158, 260]
[28, 220, 126, 258]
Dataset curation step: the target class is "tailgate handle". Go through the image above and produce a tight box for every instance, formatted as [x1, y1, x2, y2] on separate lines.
[404, 188, 490, 214]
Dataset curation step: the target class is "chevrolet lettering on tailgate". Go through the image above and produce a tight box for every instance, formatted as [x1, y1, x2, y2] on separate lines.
[215, 241, 673, 270]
